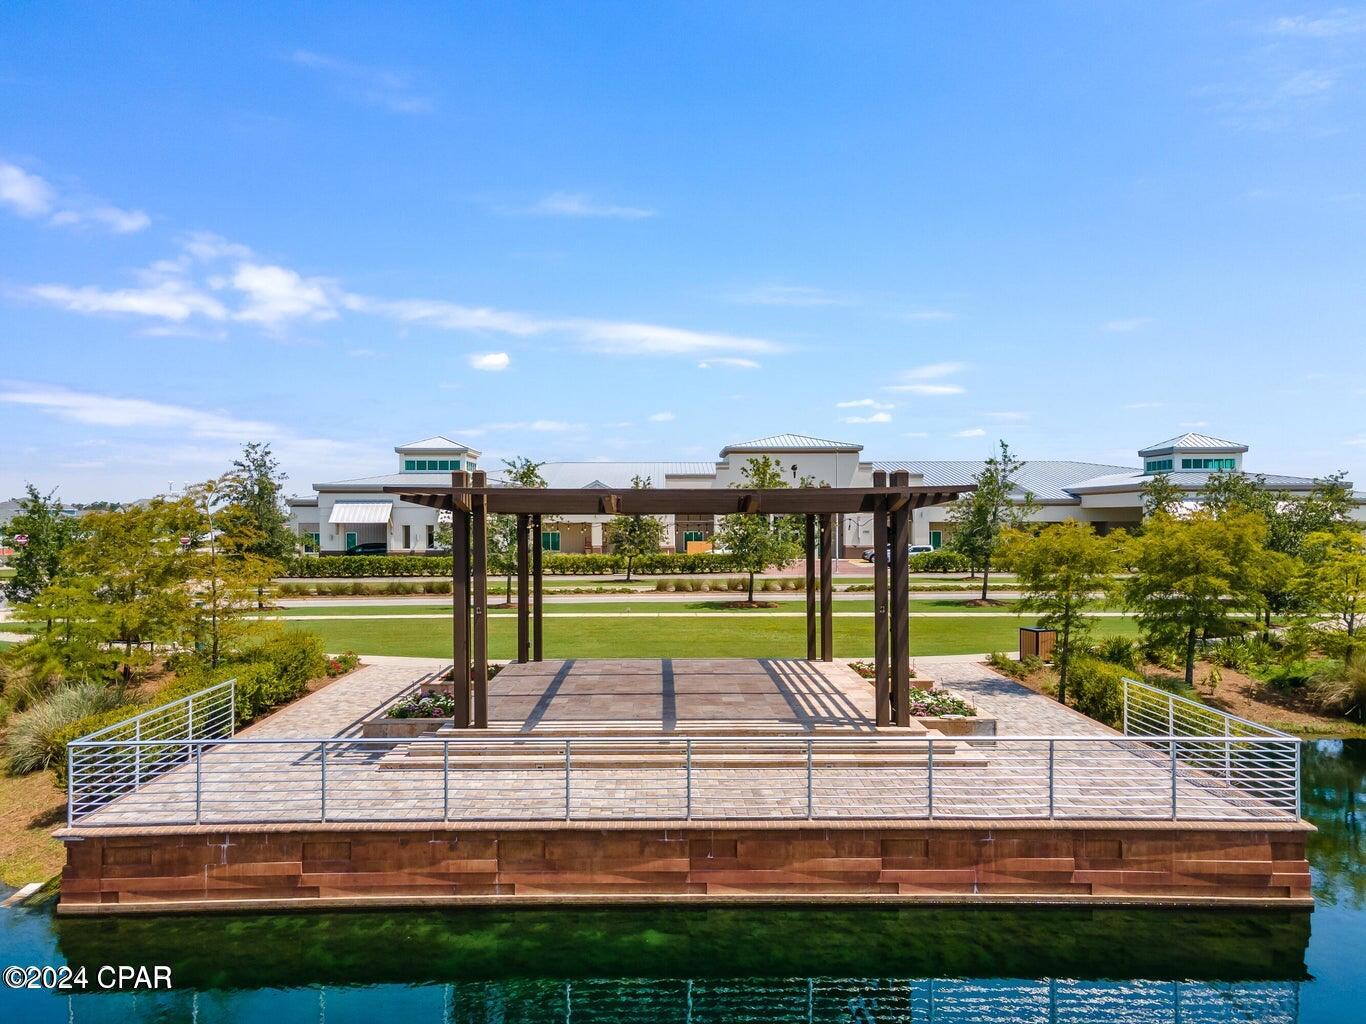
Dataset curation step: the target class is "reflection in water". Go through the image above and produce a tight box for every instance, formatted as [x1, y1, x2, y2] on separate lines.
[55, 976, 1304, 1024]
[4, 738, 1361, 1024]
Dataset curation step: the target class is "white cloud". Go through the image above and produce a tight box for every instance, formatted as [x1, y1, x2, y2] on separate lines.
[342, 294, 545, 335]
[290, 49, 434, 114]
[885, 383, 965, 396]
[841, 412, 892, 424]
[901, 361, 966, 379]
[0, 159, 148, 233]
[468, 351, 510, 371]
[0, 161, 57, 217]
[1346, 436, 1366, 447]
[528, 192, 655, 219]
[954, 427, 986, 438]
[24, 279, 228, 322]
[566, 319, 778, 357]
[647, 411, 675, 422]
[730, 284, 851, 307]
[698, 357, 761, 370]
[1180, 420, 1210, 428]
[229, 263, 336, 326]
[835, 398, 893, 410]
[1267, 12, 1366, 38]
[1124, 400, 1163, 410]
[1101, 317, 1152, 333]
[0, 382, 275, 438]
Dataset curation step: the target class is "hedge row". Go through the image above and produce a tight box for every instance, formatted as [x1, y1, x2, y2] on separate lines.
[283, 552, 746, 578]
[52, 632, 330, 786]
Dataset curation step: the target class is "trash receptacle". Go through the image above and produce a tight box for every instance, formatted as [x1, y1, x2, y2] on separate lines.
[1019, 626, 1056, 661]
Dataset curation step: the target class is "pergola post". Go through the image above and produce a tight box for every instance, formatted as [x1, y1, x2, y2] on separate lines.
[819, 512, 834, 661]
[471, 470, 489, 727]
[450, 470, 471, 728]
[516, 513, 530, 664]
[890, 470, 912, 727]
[871, 472, 890, 727]
[804, 514, 816, 661]
[531, 513, 544, 661]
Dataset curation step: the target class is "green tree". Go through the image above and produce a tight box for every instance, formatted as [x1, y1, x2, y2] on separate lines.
[1139, 472, 1184, 518]
[1295, 530, 1366, 654]
[490, 457, 547, 605]
[999, 521, 1117, 704]
[1203, 469, 1359, 634]
[715, 456, 800, 602]
[186, 477, 278, 668]
[2, 484, 76, 607]
[604, 476, 666, 581]
[1124, 510, 1289, 686]
[222, 442, 294, 606]
[947, 441, 1037, 601]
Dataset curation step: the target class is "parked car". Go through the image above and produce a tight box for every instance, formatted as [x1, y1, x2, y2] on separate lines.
[862, 544, 935, 562]
[344, 542, 388, 555]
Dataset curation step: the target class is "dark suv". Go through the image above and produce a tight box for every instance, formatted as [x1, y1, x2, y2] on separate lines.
[344, 542, 388, 555]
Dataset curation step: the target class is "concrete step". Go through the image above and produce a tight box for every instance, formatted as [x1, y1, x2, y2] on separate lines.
[379, 749, 988, 771]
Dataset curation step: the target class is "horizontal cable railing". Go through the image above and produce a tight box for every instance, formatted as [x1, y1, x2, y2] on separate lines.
[67, 678, 236, 826]
[66, 728, 1299, 827]
[1122, 675, 1300, 818]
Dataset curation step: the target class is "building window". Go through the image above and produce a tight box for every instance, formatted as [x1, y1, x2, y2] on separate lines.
[402, 525, 411, 548]
[541, 531, 561, 552]
[929, 530, 942, 550]
[426, 525, 434, 548]
[1144, 459, 1173, 473]
[306, 532, 320, 549]
[1179, 457, 1236, 471]
[404, 458, 461, 472]
[683, 531, 706, 543]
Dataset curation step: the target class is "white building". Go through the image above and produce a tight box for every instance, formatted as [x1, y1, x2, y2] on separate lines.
[289, 431, 1364, 556]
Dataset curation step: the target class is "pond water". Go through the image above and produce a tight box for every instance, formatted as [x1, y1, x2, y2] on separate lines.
[1, 739, 1361, 1023]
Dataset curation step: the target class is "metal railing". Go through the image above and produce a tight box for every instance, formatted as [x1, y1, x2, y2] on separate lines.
[66, 727, 1299, 827]
[1122, 675, 1300, 816]
[66, 678, 235, 826]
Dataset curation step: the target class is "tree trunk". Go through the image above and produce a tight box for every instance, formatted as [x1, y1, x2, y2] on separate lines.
[747, 572, 755, 603]
[626, 556, 633, 582]
[1057, 619, 1071, 705]
[1184, 624, 1197, 687]
[504, 571, 513, 608]
[980, 560, 990, 602]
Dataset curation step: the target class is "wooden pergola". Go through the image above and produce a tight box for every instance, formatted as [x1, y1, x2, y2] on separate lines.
[384, 470, 965, 730]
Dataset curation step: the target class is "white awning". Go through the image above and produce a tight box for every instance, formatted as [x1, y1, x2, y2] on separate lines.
[328, 501, 393, 525]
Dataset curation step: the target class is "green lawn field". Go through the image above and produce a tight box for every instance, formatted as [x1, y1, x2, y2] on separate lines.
[283, 612, 1141, 659]
[267, 597, 1052, 617]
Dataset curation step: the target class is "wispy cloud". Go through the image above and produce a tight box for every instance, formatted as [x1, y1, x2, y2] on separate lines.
[835, 398, 893, 410]
[526, 192, 655, 219]
[0, 159, 149, 233]
[1101, 316, 1152, 333]
[290, 49, 434, 114]
[18, 232, 782, 360]
[698, 357, 761, 370]
[884, 363, 968, 396]
[986, 410, 1030, 422]
[468, 352, 510, 371]
[954, 427, 986, 438]
[729, 283, 852, 307]
[0, 381, 275, 438]
[648, 411, 675, 422]
[456, 420, 585, 437]
[1266, 11, 1366, 38]
[1124, 400, 1163, 410]
[841, 412, 892, 424]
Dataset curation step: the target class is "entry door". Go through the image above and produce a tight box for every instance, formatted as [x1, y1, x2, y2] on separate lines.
[345, 531, 358, 550]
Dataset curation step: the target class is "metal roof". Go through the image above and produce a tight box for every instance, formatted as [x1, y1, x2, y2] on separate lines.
[394, 435, 481, 454]
[313, 471, 455, 490]
[1138, 432, 1247, 457]
[327, 500, 393, 524]
[720, 433, 863, 455]
[1066, 469, 1342, 495]
[871, 460, 1135, 502]
[537, 462, 717, 489]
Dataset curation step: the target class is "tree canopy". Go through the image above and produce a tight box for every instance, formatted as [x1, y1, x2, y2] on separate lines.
[716, 456, 800, 602]
[604, 475, 666, 580]
[947, 440, 1037, 600]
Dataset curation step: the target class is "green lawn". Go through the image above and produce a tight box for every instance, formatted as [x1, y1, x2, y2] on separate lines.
[285, 612, 1141, 659]
[268, 597, 1049, 617]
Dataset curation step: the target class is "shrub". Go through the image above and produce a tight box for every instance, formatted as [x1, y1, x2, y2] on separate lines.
[986, 651, 1030, 680]
[908, 550, 970, 573]
[729, 578, 746, 592]
[1310, 652, 1366, 722]
[387, 692, 459, 719]
[1262, 659, 1329, 691]
[655, 579, 670, 591]
[5, 683, 124, 774]
[905, 688, 976, 717]
[1091, 635, 1141, 670]
[326, 651, 361, 677]
[1067, 657, 1126, 728]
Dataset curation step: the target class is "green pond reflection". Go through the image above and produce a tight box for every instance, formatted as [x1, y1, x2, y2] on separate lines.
[0, 738, 1361, 1023]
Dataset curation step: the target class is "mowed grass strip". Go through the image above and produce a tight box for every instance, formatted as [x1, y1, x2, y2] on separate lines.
[284, 613, 1140, 659]
[268, 598, 1071, 617]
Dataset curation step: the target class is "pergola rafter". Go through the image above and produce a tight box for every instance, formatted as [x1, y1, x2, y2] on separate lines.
[383, 472, 968, 728]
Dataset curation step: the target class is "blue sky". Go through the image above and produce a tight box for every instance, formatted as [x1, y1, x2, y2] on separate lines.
[3, 2, 1365, 501]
